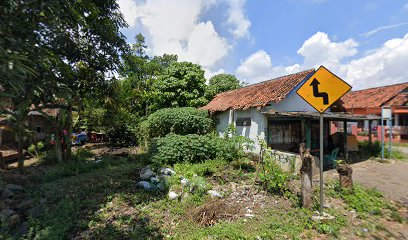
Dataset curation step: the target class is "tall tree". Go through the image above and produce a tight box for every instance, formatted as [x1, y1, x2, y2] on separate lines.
[0, 0, 128, 170]
[206, 73, 243, 100]
[151, 62, 208, 110]
[119, 34, 177, 116]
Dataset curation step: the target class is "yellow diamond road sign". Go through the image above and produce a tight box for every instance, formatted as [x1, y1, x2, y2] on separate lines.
[296, 66, 352, 113]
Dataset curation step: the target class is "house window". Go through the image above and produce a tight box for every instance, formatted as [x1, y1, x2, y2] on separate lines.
[214, 118, 220, 125]
[236, 117, 251, 126]
[36, 126, 42, 133]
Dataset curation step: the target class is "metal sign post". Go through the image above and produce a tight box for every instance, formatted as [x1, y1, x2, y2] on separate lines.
[389, 117, 392, 156]
[381, 107, 392, 159]
[297, 65, 352, 217]
[319, 113, 324, 215]
[381, 107, 384, 160]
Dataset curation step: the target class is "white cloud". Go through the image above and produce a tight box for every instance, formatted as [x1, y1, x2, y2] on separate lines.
[360, 23, 408, 37]
[236, 32, 408, 90]
[118, 0, 251, 76]
[226, 0, 251, 39]
[117, 0, 138, 27]
[297, 32, 358, 71]
[236, 50, 273, 83]
[346, 33, 408, 89]
[184, 22, 230, 67]
[204, 68, 225, 80]
[236, 50, 307, 84]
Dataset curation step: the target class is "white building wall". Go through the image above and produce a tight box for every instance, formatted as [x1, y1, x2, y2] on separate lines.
[213, 91, 329, 152]
[215, 110, 231, 137]
[265, 92, 321, 112]
[214, 108, 267, 152]
[234, 108, 268, 152]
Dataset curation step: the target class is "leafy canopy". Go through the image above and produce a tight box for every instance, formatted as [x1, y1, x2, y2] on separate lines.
[151, 62, 208, 110]
[206, 73, 243, 100]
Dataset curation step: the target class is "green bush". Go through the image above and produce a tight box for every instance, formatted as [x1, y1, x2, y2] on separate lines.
[28, 141, 46, 157]
[358, 141, 381, 159]
[28, 144, 37, 155]
[258, 154, 289, 195]
[149, 134, 253, 165]
[107, 125, 136, 147]
[139, 107, 213, 143]
[257, 141, 290, 195]
[173, 159, 228, 178]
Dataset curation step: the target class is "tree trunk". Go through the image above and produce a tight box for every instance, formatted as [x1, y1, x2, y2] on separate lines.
[17, 128, 24, 173]
[300, 143, 313, 208]
[336, 164, 353, 190]
[0, 151, 5, 170]
[55, 131, 63, 163]
[65, 103, 73, 161]
[54, 115, 63, 163]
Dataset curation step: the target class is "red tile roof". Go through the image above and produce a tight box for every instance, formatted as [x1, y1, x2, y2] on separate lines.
[201, 69, 315, 112]
[341, 82, 408, 109]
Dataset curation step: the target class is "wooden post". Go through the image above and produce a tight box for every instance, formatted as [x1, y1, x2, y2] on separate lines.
[368, 120, 372, 146]
[343, 121, 348, 161]
[337, 163, 353, 190]
[300, 143, 313, 209]
[0, 151, 5, 170]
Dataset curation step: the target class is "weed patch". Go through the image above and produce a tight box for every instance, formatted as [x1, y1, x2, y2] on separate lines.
[327, 181, 391, 218]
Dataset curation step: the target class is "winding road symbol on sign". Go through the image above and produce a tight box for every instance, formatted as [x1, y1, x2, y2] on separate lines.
[310, 78, 329, 105]
[296, 65, 351, 113]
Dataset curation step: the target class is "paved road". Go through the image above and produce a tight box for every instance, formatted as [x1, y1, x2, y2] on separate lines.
[350, 159, 408, 206]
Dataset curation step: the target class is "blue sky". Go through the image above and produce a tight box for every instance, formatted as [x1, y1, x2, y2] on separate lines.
[118, 0, 408, 89]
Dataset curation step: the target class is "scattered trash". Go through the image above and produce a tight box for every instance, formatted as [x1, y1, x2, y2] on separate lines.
[168, 191, 179, 200]
[140, 167, 155, 180]
[160, 167, 176, 176]
[207, 190, 222, 198]
[137, 181, 153, 190]
[180, 177, 189, 187]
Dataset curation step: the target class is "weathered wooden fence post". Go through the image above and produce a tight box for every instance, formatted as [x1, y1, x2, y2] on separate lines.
[0, 151, 5, 170]
[300, 143, 313, 208]
[336, 163, 353, 190]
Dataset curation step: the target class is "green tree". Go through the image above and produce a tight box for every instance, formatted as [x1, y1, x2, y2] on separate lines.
[206, 73, 242, 100]
[119, 34, 177, 117]
[0, 0, 128, 170]
[151, 62, 208, 110]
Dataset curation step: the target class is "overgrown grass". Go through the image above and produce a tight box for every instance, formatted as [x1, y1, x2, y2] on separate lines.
[2, 149, 405, 239]
[357, 141, 407, 161]
[22, 159, 159, 240]
[384, 149, 407, 160]
[327, 181, 394, 219]
[172, 158, 228, 178]
[392, 142, 408, 147]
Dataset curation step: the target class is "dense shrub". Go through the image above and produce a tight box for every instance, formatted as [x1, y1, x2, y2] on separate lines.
[256, 141, 290, 195]
[28, 141, 46, 157]
[258, 150, 289, 195]
[139, 107, 213, 143]
[107, 125, 136, 147]
[149, 134, 253, 165]
[358, 141, 381, 159]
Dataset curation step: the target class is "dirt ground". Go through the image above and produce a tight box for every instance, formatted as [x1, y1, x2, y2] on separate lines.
[349, 159, 408, 207]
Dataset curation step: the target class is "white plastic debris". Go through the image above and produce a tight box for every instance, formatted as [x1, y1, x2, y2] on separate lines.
[207, 190, 222, 198]
[168, 191, 179, 200]
[160, 167, 176, 176]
